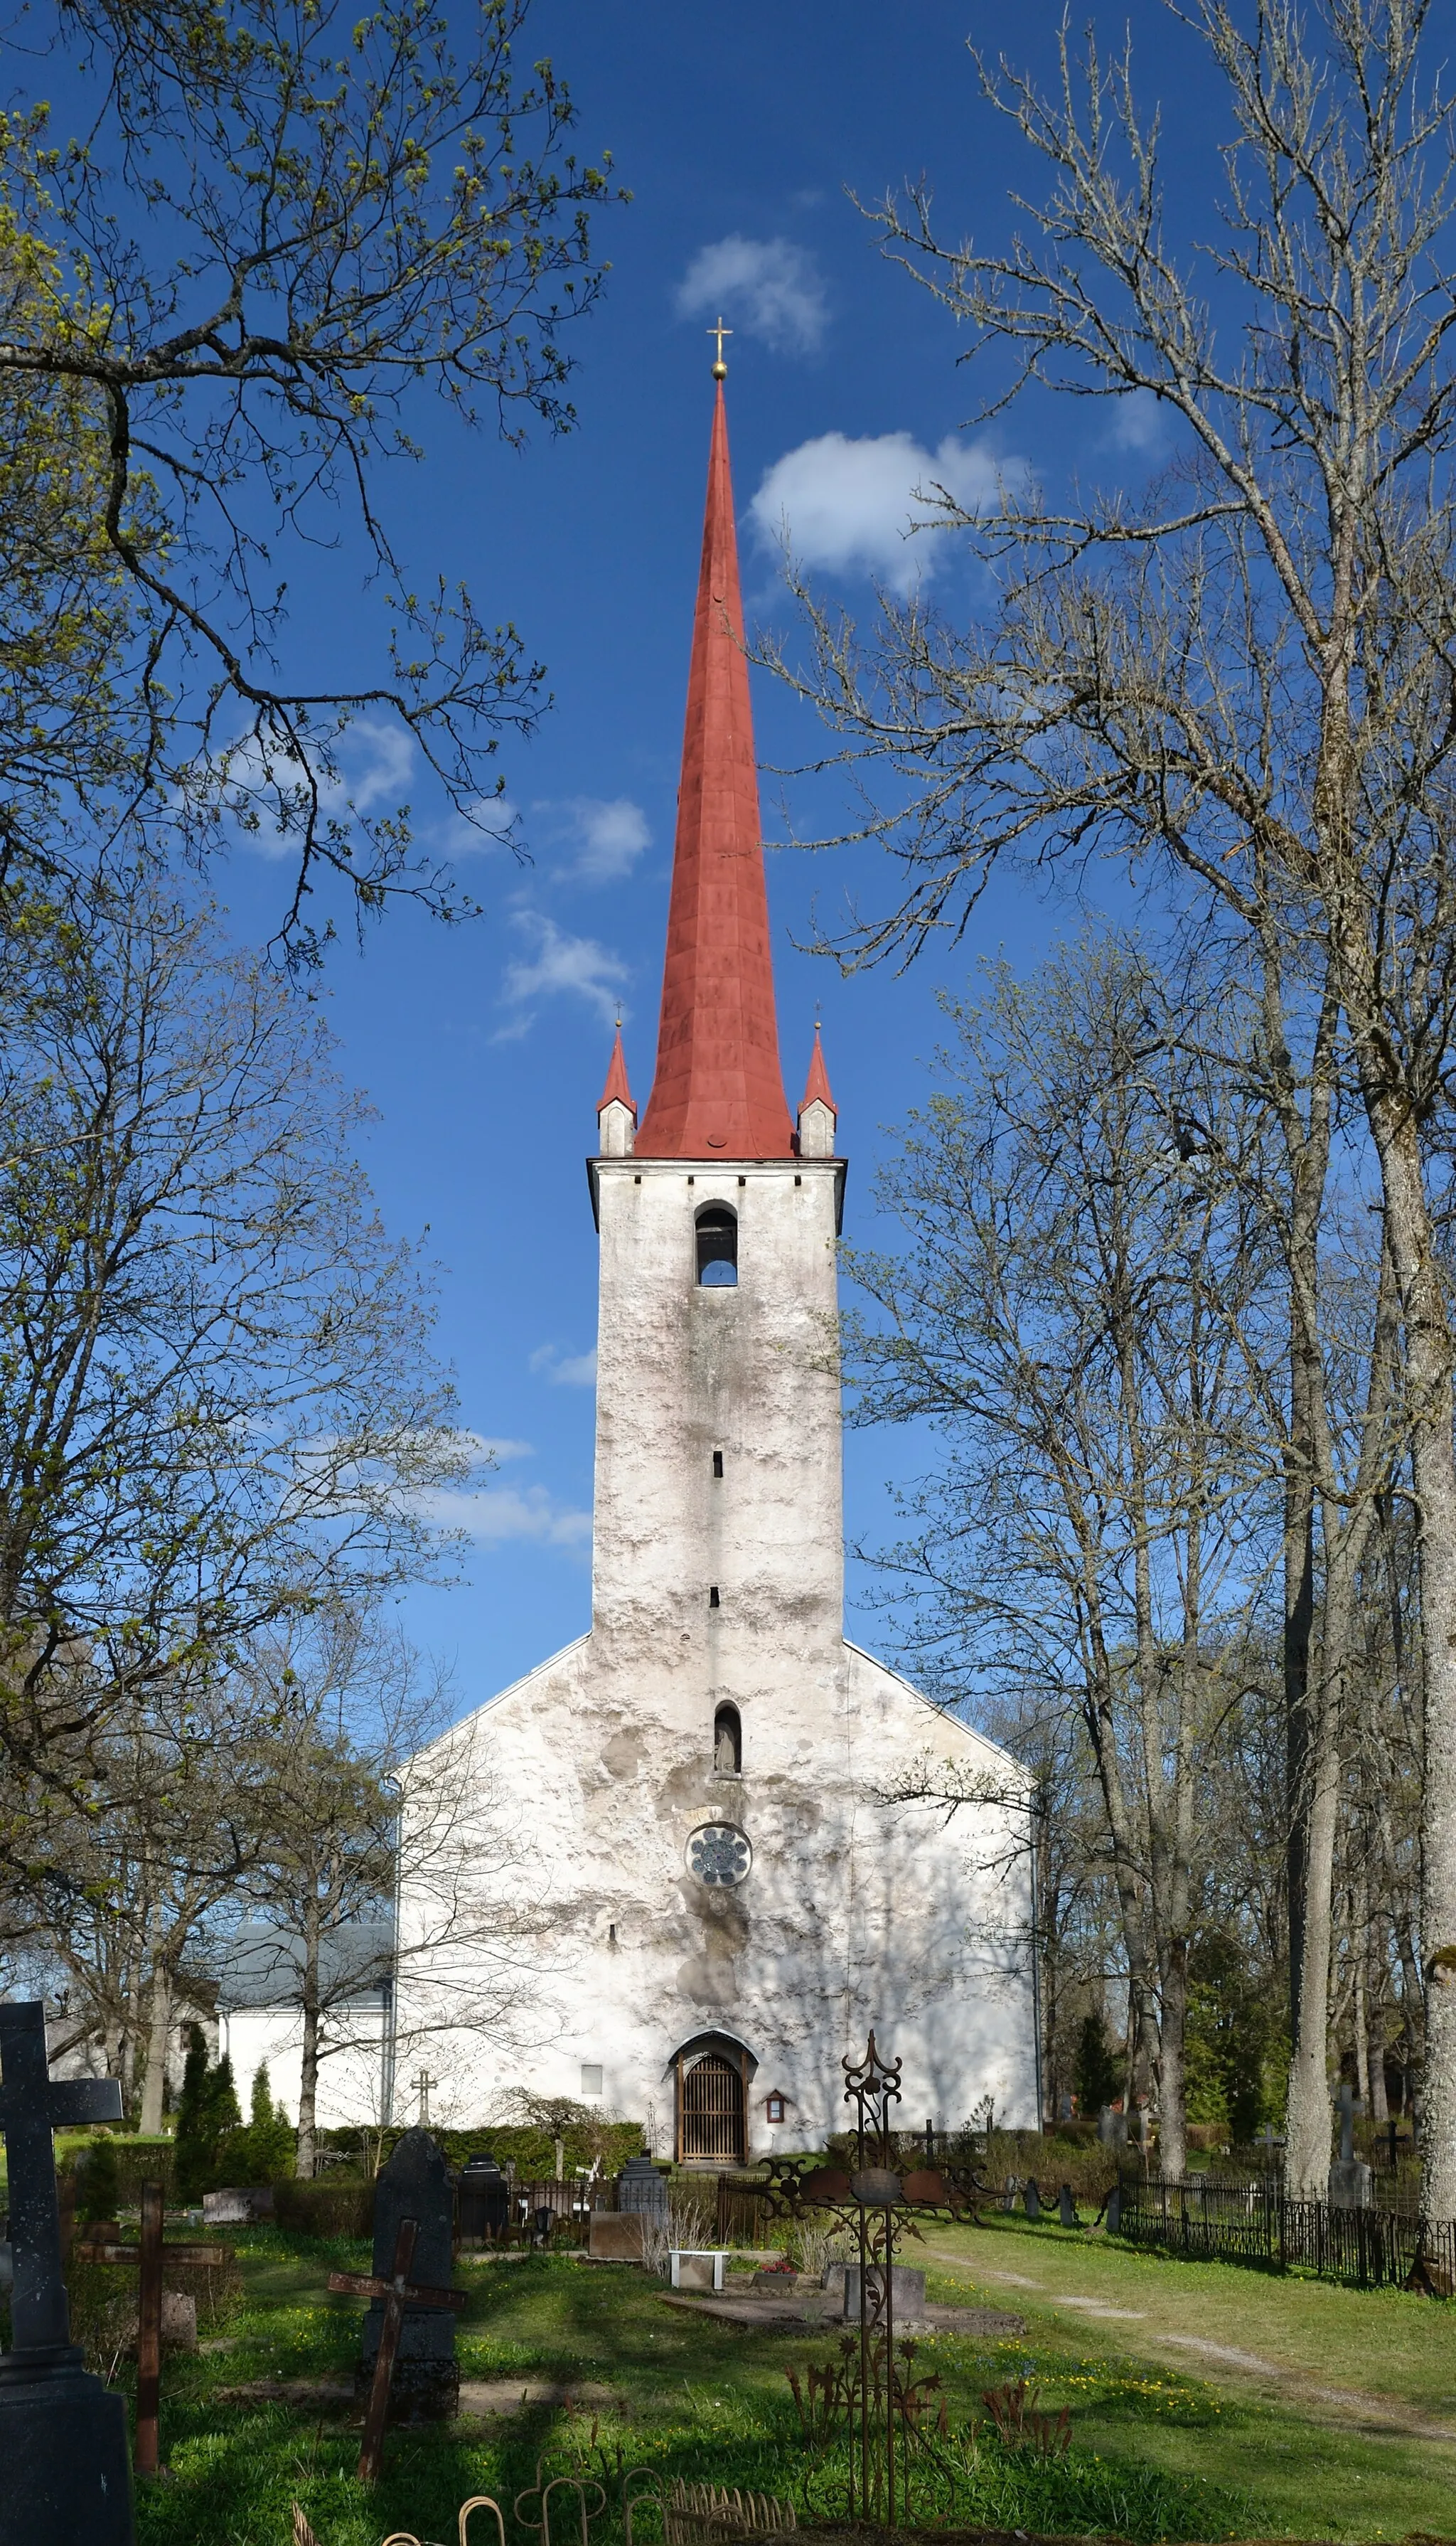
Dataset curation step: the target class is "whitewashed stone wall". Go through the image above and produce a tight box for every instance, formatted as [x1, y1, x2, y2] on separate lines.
[393, 1150, 1038, 2148]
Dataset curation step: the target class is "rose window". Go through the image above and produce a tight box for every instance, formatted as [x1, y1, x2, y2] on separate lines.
[687, 1823, 751, 1887]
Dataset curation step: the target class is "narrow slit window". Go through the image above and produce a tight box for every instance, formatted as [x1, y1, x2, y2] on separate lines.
[714, 1702, 742, 1774]
[712, 1450, 724, 1479]
[695, 1204, 737, 1287]
[709, 1584, 721, 1609]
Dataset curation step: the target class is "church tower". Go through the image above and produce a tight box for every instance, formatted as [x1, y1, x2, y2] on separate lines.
[400, 369, 1039, 2161]
[589, 378, 845, 1803]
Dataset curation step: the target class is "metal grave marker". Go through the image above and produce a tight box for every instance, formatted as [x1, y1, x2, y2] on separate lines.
[0, 1999, 134, 2546]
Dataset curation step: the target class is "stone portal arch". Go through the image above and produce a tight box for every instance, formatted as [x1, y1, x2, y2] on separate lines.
[667, 2030, 756, 2166]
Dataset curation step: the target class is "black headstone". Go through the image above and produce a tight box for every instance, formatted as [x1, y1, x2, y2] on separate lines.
[1059, 2183, 1078, 2228]
[1105, 2180, 1123, 2234]
[457, 2151, 509, 2242]
[0, 2003, 134, 2546]
[616, 2154, 668, 2217]
[358, 2127, 459, 2419]
[1024, 2177, 1041, 2222]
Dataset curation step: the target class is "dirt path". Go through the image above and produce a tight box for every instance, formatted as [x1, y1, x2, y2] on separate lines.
[923, 2244, 1456, 2447]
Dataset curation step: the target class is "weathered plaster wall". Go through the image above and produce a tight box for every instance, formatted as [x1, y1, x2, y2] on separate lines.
[392, 1151, 1038, 2146]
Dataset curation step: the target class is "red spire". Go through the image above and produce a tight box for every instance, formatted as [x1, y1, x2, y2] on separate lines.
[597, 1023, 636, 1117]
[634, 383, 796, 1160]
[801, 1022, 835, 1113]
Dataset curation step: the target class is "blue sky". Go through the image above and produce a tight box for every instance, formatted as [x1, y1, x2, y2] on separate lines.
[192, 0, 1221, 1714]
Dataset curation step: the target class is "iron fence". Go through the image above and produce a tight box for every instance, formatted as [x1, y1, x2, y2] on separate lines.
[1113, 2171, 1456, 2293]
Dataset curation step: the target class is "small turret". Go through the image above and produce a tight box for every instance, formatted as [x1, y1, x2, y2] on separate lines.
[797, 1023, 837, 1159]
[597, 1024, 636, 1157]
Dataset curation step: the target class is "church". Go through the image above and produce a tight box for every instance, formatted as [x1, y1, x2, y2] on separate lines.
[397, 370, 1039, 2163]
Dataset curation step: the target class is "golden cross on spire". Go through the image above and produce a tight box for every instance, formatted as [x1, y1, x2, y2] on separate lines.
[708, 316, 732, 380]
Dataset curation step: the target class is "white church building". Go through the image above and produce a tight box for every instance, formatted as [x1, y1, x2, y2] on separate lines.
[397, 373, 1039, 2163]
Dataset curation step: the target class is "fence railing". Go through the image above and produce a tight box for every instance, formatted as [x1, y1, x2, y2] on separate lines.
[1113, 2171, 1456, 2294]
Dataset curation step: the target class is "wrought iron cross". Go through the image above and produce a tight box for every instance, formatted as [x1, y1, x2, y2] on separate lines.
[0, 2000, 122, 2359]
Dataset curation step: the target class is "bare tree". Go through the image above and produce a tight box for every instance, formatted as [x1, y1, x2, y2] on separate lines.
[847, 935, 1280, 2174]
[768, 0, 1456, 2213]
[240, 1610, 434, 2178]
[0, 853, 470, 1817]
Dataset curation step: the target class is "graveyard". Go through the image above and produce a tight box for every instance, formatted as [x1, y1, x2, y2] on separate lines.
[12, 2162, 1456, 2543]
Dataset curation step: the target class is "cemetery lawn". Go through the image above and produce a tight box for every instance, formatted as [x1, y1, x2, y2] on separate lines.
[113, 2226, 1456, 2546]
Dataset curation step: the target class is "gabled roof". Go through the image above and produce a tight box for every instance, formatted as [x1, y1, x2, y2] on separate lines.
[216, 1921, 394, 2012]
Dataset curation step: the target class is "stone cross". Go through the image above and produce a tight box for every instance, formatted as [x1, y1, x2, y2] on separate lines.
[0, 2000, 122, 2355]
[414, 2070, 437, 2126]
[0, 2000, 134, 2546]
[327, 2217, 466, 2482]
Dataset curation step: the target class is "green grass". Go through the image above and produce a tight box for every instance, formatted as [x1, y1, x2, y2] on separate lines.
[75, 2223, 1456, 2545]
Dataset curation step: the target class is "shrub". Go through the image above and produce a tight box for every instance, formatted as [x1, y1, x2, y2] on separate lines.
[174, 2027, 244, 2200]
[76, 2134, 121, 2224]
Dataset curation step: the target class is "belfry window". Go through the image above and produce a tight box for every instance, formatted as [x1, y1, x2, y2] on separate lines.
[695, 1205, 737, 1287]
[714, 1702, 742, 1774]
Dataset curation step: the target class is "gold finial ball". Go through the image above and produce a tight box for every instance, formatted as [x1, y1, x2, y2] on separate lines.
[712, 358, 728, 380]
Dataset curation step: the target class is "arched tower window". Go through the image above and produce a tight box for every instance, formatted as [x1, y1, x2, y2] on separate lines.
[695, 1204, 737, 1287]
[714, 1702, 742, 1774]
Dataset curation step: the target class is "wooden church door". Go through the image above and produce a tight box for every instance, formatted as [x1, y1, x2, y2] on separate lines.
[676, 2052, 746, 2163]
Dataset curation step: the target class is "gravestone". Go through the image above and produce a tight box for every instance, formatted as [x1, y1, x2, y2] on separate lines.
[1059, 2183, 1079, 2228]
[0, 1999, 134, 2546]
[1024, 2177, 1042, 2221]
[1104, 2180, 1123, 2233]
[456, 2152, 509, 2245]
[203, 2186, 274, 2225]
[357, 2128, 459, 2419]
[1098, 2105, 1128, 2147]
[589, 2212, 647, 2261]
[842, 2262, 927, 2326]
[616, 2153, 669, 2219]
[1328, 2082, 1374, 2211]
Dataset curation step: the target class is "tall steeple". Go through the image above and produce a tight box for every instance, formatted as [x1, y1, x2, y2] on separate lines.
[633, 376, 796, 1160]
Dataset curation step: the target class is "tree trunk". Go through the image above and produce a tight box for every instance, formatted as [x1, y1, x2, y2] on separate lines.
[1284, 1678, 1338, 2198]
[139, 1954, 172, 2137]
[1364, 1107, 1456, 2216]
[1367, 1905, 1390, 2127]
[1354, 1874, 1371, 2110]
[1157, 1937, 1189, 2181]
[296, 1897, 321, 2180]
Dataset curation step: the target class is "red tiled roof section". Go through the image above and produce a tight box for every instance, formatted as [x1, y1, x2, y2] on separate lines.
[634, 383, 796, 1161]
[597, 1024, 636, 1117]
[801, 1022, 835, 1114]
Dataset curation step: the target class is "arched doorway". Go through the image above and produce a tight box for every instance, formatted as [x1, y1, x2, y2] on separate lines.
[674, 2043, 749, 2163]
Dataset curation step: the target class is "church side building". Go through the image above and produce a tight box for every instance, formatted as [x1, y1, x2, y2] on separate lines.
[396, 375, 1039, 2160]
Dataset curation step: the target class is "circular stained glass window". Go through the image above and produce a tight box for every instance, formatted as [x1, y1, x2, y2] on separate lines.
[687, 1823, 751, 1887]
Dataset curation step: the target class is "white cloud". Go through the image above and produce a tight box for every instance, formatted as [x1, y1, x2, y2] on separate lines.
[749, 430, 1009, 595]
[533, 797, 650, 882]
[1105, 390, 1167, 454]
[439, 794, 521, 856]
[422, 1482, 592, 1548]
[675, 235, 827, 355]
[219, 718, 418, 859]
[498, 910, 627, 1035]
[530, 1344, 598, 1388]
[451, 1431, 533, 1464]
